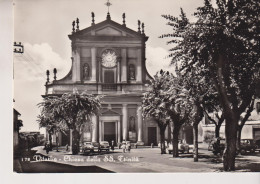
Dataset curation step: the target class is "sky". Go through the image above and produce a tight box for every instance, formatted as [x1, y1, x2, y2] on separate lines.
[13, 0, 205, 132]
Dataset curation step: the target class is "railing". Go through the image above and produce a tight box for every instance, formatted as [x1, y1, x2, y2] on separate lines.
[102, 83, 117, 91]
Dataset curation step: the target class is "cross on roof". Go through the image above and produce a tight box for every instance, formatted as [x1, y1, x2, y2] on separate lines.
[105, 0, 112, 13]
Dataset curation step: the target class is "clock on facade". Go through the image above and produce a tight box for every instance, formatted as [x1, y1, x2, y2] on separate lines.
[101, 49, 117, 68]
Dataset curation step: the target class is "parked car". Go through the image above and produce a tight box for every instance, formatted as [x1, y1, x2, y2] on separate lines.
[208, 138, 257, 155]
[208, 138, 225, 155]
[82, 142, 100, 154]
[239, 139, 257, 154]
[92, 142, 101, 153]
[167, 140, 189, 154]
[82, 142, 94, 154]
[100, 141, 110, 152]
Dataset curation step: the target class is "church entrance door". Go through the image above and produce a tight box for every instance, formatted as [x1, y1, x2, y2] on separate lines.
[104, 122, 116, 145]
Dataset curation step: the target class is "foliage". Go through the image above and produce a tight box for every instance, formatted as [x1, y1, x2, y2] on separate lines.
[38, 90, 101, 154]
[142, 70, 172, 153]
[142, 70, 193, 127]
[38, 90, 101, 132]
[160, 0, 260, 170]
[142, 70, 171, 122]
[142, 70, 193, 156]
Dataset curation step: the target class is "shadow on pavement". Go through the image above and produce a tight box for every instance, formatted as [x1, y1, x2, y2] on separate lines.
[16, 161, 114, 173]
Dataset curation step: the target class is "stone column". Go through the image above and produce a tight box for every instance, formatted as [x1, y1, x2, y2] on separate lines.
[76, 48, 81, 82]
[117, 60, 121, 82]
[121, 48, 127, 82]
[72, 48, 81, 82]
[71, 55, 76, 82]
[136, 48, 142, 82]
[137, 105, 144, 144]
[91, 116, 98, 142]
[117, 120, 121, 143]
[91, 47, 97, 82]
[99, 120, 102, 142]
[122, 104, 128, 140]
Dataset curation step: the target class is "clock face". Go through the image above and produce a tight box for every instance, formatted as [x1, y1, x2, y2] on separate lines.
[102, 49, 117, 68]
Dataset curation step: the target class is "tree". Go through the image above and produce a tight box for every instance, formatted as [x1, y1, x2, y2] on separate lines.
[166, 71, 193, 157]
[142, 70, 193, 156]
[38, 90, 101, 155]
[160, 0, 260, 171]
[142, 70, 171, 154]
[180, 71, 209, 162]
[37, 114, 55, 150]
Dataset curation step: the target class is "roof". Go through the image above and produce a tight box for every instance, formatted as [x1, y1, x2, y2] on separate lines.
[68, 18, 148, 41]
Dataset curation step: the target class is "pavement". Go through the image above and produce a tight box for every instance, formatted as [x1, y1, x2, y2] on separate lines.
[14, 144, 260, 173]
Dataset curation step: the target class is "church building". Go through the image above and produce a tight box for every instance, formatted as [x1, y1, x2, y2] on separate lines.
[43, 10, 173, 146]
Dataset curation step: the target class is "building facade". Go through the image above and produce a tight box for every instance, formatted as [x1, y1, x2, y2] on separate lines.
[44, 13, 170, 146]
[201, 99, 260, 143]
[13, 108, 22, 154]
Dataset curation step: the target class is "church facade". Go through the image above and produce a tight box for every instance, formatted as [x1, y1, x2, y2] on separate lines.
[44, 13, 172, 146]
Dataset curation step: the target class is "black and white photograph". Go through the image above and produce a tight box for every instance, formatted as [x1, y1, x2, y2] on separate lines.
[5, 0, 260, 177]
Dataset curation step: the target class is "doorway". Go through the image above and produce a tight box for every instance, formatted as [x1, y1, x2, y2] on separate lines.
[148, 127, 157, 146]
[104, 70, 115, 83]
[104, 122, 116, 145]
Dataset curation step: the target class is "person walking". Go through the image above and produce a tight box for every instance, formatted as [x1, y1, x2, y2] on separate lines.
[122, 139, 126, 153]
[46, 142, 50, 154]
[126, 141, 131, 153]
[111, 140, 115, 152]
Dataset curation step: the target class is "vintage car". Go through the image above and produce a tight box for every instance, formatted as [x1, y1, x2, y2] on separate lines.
[99, 141, 110, 152]
[167, 140, 189, 154]
[239, 139, 257, 154]
[82, 142, 94, 154]
[208, 138, 257, 155]
[82, 142, 100, 154]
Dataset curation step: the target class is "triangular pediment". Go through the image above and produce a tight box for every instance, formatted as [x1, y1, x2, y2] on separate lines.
[69, 19, 145, 39]
[101, 109, 121, 116]
[95, 26, 123, 36]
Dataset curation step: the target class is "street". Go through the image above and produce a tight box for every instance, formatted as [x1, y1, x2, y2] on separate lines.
[14, 145, 260, 173]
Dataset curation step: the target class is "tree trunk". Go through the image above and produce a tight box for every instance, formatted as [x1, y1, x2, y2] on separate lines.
[160, 126, 166, 154]
[223, 117, 238, 171]
[172, 125, 180, 157]
[193, 124, 199, 162]
[48, 132, 53, 151]
[72, 129, 80, 155]
[237, 126, 242, 153]
[56, 134, 59, 152]
[215, 124, 221, 138]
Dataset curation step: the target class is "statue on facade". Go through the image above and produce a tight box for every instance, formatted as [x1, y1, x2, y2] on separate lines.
[129, 64, 135, 80]
[83, 63, 89, 79]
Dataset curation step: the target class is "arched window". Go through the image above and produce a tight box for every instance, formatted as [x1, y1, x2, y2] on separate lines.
[129, 64, 135, 80]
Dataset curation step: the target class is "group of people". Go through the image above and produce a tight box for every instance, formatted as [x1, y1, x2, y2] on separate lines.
[121, 139, 131, 153]
[110, 140, 131, 153]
